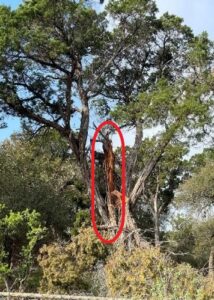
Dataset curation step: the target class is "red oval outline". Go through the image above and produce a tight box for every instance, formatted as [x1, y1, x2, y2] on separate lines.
[91, 120, 126, 244]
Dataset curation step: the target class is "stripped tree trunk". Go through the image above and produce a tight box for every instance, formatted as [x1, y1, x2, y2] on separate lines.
[103, 135, 117, 226]
[100, 134, 149, 247]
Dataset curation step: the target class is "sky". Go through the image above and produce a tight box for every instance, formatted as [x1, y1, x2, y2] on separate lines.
[156, 0, 214, 39]
[0, 0, 214, 143]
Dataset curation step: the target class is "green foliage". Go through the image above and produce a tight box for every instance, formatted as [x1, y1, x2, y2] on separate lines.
[167, 216, 214, 270]
[166, 216, 196, 265]
[107, 0, 157, 16]
[176, 159, 214, 212]
[69, 209, 90, 236]
[0, 0, 213, 296]
[0, 205, 46, 291]
[105, 246, 214, 299]
[188, 32, 214, 70]
[38, 227, 108, 293]
[0, 131, 88, 234]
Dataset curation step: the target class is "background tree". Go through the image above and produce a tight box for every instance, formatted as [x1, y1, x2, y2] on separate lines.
[176, 155, 214, 215]
[133, 139, 188, 246]
[0, 130, 88, 237]
[170, 150, 214, 275]
[166, 216, 214, 276]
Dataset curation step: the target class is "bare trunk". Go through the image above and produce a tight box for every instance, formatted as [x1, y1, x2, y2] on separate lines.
[208, 246, 214, 277]
[153, 189, 160, 247]
[154, 211, 160, 247]
[4, 278, 10, 300]
[111, 195, 150, 248]
[124, 203, 149, 248]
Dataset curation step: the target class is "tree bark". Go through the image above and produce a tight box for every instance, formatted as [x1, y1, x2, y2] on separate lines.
[208, 246, 214, 277]
[124, 202, 149, 248]
[153, 176, 160, 247]
[4, 278, 11, 300]
[154, 208, 160, 248]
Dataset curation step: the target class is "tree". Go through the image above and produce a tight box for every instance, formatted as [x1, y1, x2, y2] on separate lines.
[175, 148, 214, 217]
[0, 0, 214, 245]
[166, 216, 214, 276]
[0, 130, 88, 236]
[134, 139, 188, 246]
[173, 153, 214, 275]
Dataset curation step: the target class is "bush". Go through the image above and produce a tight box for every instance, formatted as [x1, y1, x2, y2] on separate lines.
[38, 227, 108, 293]
[105, 246, 213, 300]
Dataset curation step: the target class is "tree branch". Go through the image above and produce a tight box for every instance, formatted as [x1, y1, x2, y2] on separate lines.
[129, 120, 182, 205]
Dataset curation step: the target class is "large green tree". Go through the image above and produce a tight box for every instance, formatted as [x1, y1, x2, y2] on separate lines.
[0, 0, 214, 245]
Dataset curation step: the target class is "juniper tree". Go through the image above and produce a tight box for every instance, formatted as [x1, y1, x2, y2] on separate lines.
[0, 0, 214, 245]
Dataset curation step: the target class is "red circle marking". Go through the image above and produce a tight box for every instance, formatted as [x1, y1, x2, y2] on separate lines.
[91, 120, 126, 244]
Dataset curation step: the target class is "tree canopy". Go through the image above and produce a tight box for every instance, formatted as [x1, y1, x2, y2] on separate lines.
[0, 0, 214, 246]
[0, 0, 214, 296]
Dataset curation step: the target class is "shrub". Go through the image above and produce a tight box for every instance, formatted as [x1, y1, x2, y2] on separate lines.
[105, 246, 212, 300]
[38, 227, 108, 293]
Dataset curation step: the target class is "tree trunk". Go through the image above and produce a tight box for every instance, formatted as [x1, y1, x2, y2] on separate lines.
[208, 246, 214, 277]
[153, 192, 160, 247]
[154, 211, 160, 247]
[124, 203, 149, 248]
[4, 278, 11, 300]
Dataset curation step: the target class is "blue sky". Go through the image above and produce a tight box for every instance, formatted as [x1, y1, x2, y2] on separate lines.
[0, 0, 214, 142]
[156, 0, 214, 39]
[0, 0, 20, 9]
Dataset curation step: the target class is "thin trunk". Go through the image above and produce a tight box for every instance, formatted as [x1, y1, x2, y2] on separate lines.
[208, 246, 214, 277]
[82, 158, 109, 224]
[120, 205, 150, 247]
[153, 177, 160, 247]
[124, 203, 149, 248]
[154, 209, 160, 247]
[4, 278, 10, 300]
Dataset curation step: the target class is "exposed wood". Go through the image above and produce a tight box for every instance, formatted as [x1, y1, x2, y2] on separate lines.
[100, 134, 150, 247]
[102, 134, 117, 225]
